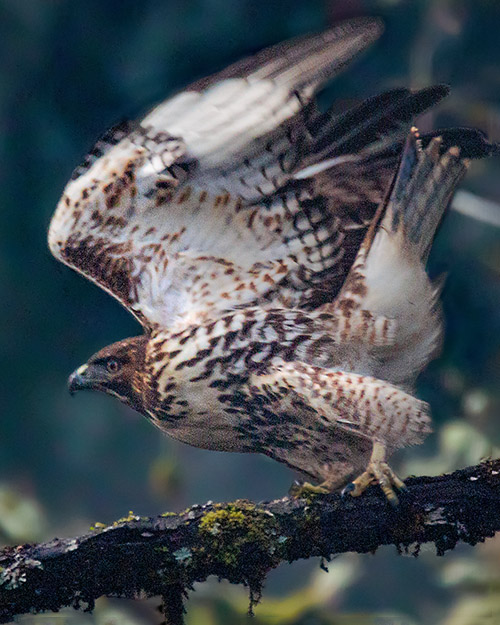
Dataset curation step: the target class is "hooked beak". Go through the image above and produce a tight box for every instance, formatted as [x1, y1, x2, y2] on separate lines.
[68, 364, 93, 395]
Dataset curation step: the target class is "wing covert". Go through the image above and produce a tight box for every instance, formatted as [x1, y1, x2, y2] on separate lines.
[49, 19, 450, 331]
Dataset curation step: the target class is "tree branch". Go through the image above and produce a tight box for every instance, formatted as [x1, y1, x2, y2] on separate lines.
[2, 459, 500, 624]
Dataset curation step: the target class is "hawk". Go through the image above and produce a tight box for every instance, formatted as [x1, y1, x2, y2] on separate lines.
[48, 18, 496, 503]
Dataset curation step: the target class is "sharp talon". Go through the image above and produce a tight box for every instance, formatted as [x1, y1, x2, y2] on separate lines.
[347, 442, 406, 505]
[341, 482, 355, 498]
[387, 493, 400, 508]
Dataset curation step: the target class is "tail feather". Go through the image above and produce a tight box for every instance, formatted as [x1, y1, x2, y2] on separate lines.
[385, 130, 467, 260]
[331, 125, 496, 386]
[378, 125, 497, 264]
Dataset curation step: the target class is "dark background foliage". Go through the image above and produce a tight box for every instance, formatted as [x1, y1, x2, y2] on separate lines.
[1, 1, 499, 623]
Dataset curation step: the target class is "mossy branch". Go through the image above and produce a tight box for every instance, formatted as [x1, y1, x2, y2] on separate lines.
[2, 459, 500, 624]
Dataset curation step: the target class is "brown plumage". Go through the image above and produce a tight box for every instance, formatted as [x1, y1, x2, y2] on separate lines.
[52, 19, 496, 503]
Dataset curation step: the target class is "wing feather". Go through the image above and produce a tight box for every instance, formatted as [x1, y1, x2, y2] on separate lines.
[49, 20, 449, 331]
[188, 17, 383, 92]
[329, 127, 496, 386]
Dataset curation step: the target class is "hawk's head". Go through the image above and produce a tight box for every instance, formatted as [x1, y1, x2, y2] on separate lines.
[68, 335, 149, 413]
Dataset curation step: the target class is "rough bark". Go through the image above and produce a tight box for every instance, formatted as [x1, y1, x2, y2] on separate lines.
[1, 459, 500, 624]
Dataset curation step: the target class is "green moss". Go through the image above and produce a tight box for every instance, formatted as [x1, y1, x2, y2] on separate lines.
[118, 511, 138, 522]
[197, 501, 285, 571]
[298, 490, 327, 505]
[113, 511, 148, 526]
[292, 503, 323, 548]
[196, 501, 289, 611]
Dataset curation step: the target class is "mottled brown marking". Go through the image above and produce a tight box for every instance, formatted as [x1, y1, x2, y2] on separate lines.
[348, 274, 367, 297]
[106, 194, 119, 209]
[177, 188, 192, 204]
[104, 215, 126, 228]
[337, 298, 357, 318]
[156, 179, 172, 190]
[91, 209, 103, 224]
[247, 210, 257, 229]
[63, 235, 133, 303]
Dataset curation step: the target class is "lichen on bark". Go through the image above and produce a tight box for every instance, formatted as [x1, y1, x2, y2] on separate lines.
[1, 459, 500, 624]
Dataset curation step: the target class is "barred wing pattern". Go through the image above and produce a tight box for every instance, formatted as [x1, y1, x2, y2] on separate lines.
[48, 18, 445, 331]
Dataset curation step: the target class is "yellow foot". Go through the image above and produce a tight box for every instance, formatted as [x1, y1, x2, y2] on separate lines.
[289, 480, 331, 498]
[342, 441, 406, 506]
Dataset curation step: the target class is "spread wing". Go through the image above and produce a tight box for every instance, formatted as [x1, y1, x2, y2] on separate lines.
[48, 18, 447, 331]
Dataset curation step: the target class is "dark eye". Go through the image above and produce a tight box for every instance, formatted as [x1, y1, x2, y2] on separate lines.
[106, 359, 121, 374]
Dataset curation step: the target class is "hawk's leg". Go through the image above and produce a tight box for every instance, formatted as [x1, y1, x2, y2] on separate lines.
[342, 440, 406, 506]
[246, 360, 430, 504]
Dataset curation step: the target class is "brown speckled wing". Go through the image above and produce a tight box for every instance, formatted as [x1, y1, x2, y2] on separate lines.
[48, 20, 447, 331]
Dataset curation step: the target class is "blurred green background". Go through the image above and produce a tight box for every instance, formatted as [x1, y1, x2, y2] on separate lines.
[1, 0, 500, 623]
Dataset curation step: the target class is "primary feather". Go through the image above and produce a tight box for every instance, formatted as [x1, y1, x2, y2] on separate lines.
[48, 18, 446, 331]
